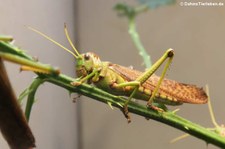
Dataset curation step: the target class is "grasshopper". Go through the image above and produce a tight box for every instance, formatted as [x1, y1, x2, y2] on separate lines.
[28, 25, 208, 122]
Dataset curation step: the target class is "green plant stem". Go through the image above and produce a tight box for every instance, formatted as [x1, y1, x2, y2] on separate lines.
[114, 3, 151, 67]
[1, 41, 225, 148]
[128, 17, 152, 68]
[25, 77, 44, 121]
[44, 73, 225, 148]
[0, 41, 59, 75]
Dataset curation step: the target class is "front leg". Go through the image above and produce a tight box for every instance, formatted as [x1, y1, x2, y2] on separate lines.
[71, 69, 99, 86]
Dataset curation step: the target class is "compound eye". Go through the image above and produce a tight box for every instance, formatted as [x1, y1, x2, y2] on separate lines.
[84, 54, 90, 60]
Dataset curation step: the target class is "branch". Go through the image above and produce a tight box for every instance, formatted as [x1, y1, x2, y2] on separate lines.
[114, 3, 152, 68]
[24, 77, 44, 121]
[0, 40, 225, 148]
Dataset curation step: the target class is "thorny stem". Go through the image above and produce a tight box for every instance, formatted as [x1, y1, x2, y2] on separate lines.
[0, 40, 225, 148]
[40, 74, 225, 148]
[171, 85, 225, 143]
[25, 77, 44, 121]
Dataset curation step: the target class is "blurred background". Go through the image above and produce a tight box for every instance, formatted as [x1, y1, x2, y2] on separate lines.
[0, 0, 225, 148]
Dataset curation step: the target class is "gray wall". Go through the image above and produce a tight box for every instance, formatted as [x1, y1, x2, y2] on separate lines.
[1, 0, 225, 149]
[78, 0, 225, 149]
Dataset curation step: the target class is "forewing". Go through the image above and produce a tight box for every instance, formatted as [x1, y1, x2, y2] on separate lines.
[110, 64, 207, 104]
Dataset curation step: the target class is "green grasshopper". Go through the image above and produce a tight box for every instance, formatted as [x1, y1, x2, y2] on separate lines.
[28, 25, 208, 122]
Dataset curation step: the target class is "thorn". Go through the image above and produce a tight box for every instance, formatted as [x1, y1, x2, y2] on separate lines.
[172, 108, 180, 114]
[116, 102, 123, 108]
[184, 126, 189, 130]
[145, 117, 150, 120]
[170, 133, 190, 143]
[71, 81, 82, 86]
[73, 94, 82, 103]
[107, 102, 114, 110]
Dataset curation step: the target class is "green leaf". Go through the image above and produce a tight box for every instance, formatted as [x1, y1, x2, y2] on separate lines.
[137, 0, 176, 9]
[114, 3, 136, 18]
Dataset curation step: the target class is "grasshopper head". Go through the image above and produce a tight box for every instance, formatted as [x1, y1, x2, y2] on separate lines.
[76, 52, 101, 77]
[28, 24, 102, 78]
